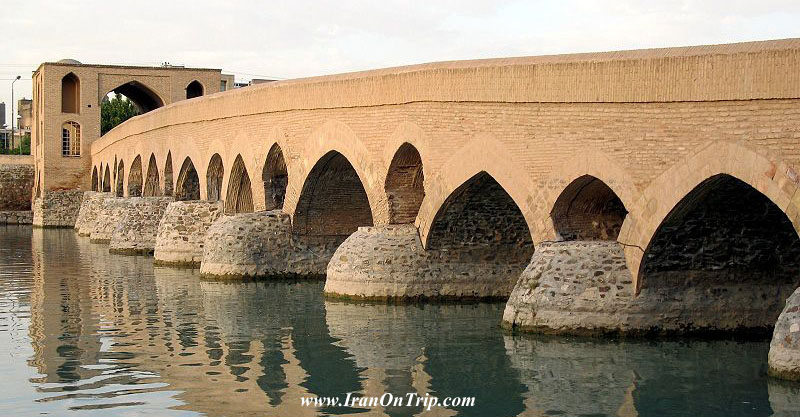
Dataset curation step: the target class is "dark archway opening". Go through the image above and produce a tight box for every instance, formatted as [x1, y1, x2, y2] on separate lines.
[294, 151, 373, 236]
[143, 154, 161, 197]
[102, 166, 111, 193]
[115, 161, 124, 196]
[225, 155, 254, 214]
[640, 174, 800, 332]
[385, 143, 424, 224]
[91, 167, 98, 191]
[128, 156, 143, 197]
[551, 175, 627, 241]
[101, 82, 164, 135]
[176, 157, 200, 201]
[164, 152, 174, 196]
[186, 80, 204, 99]
[206, 154, 224, 202]
[262, 144, 287, 211]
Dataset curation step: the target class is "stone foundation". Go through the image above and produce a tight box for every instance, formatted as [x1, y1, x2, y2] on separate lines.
[769, 287, 800, 381]
[199, 210, 343, 279]
[153, 201, 223, 267]
[74, 191, 112, 236]
[33, 190, 84, 228]
[503, 241, 795, 336]
[0, 211, 32, 224]
[89, 197, 127, 243]
[109, 197, 174, 255]
[325, 225, 531, 300]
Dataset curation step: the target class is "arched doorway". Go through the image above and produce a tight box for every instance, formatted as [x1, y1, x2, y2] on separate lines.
[186, 80, 204, 99]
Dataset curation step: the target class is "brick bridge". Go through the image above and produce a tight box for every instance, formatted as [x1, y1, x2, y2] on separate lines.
[66, 39, 800, 379]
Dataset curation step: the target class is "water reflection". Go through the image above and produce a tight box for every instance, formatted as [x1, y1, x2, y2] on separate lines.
[0, 225, 796, 416]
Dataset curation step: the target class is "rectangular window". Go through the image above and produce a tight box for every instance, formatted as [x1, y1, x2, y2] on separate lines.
[62, 122, 81, 157]
[220, 80, 227, 92]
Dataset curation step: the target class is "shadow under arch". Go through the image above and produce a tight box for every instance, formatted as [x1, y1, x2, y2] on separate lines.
[164, 151, 174, 196]
[91, 167, 98, 192]
[262, 143, 287, 211]
[293, 150, 373, 236]
[225, 155, 254, 214]
[105, 80, 164, 113]
[143, 154, 161, 197]
[102, 165, 111, 192]
[385, 142, 424, 224]
[128, 155, 143, 197]
[115, 160, 124, 197]
[206, 154, 224, 202]
[176, 157, 200, 201]
[550, 175, 628, 241]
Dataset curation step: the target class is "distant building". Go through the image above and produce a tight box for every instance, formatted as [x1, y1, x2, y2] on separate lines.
[0, 102, 5, 128]
[17, 98, 32, 130]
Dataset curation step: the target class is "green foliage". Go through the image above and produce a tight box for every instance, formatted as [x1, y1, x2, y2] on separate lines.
[101, 93, 140, 135]
[0, 132, 30, 155]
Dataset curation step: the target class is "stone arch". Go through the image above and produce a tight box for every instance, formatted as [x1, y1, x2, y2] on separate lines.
[551, 175, 627, 241]
[286, 119, 387, 225]
[164, 151, 174, 196]
[418, 133, 535, 247]
[637, 173, 800, 330]
[427, 171, 533, 251]
[225, 155, 254, 213]
[143, 154, 162, 197]
[623, 141, 800, 291]
[91, 167, 98, 191]
[104, 80, 164, 113]
[176, 157, 200, 201]
[128, 155, 143, 197]
[293, 150, 374, 236]
[102, 165, 111, 192]
[262, 143, 287, 211]
[186, 80, 204, 99]
[385, 142, 424, 224]
[206, 153, 224, 202]
[61, 72, 80, 113]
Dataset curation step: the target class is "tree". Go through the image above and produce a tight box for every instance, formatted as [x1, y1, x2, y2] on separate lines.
[101, 93, 140, 135]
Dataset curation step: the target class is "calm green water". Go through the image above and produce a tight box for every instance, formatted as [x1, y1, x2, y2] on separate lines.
[0, 226, 799, 416]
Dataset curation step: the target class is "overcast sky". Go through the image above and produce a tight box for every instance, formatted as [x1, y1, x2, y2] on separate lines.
[2, 0, 799, 125]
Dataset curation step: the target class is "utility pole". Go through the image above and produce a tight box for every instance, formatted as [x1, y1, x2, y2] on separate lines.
[11, 75, 20, 154]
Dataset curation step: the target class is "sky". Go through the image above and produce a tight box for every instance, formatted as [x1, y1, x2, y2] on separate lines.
[1, 0, 799, 125]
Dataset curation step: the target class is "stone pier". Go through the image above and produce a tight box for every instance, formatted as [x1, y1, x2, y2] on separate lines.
[324, 225, 532, 300]
[199, 210, 343, 279]
[109, 197, 173, 255]
[769, 287, 800, 381]
[33, 190, 84, 228]
[502, 241, 797, 336]
[154, 201, 223, 267]
[89, 197, 126, 243]
[74, 191, 112, 236]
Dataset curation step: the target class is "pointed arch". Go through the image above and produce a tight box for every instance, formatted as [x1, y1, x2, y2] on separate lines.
[294, 151, 373, 236]
[551, 175, 627, 241]
[102, 165, 111, 192]
[164, 151, 174, 196]
[106, 80, 164, 113]
[262, 143, 287, 210]
[206, 154, 224, 202]
[115, 160, 124, 196]
[186, 80, 204, 99]
[143, 154, 161, 197]
[91, 167, 98, 191]
[225, 155, 254, 214]
[128, 155, 143, 197]
[385, 142, 424, 224]
[61, 72, 80, 113]
[176, 157, 200, 201]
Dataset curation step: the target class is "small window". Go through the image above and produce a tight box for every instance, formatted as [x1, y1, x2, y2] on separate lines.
[62, 121, 81, 157]
[186, 80, 204, 99]
[220, 80, 227, 92]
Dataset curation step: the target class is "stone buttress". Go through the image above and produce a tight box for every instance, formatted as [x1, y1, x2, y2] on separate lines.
[74, 191, 112, 236]
[154, 201, 223, 267]
[199, 210, 343, 279]
[109, 197, 174, 255]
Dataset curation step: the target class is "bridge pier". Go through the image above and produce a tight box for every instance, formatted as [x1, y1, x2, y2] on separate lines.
[325, 225, 531, 300]
[109, 197, 173, 255]
[769, 287, 800, 381]
[74, 191, 112, 236]
[503, 240, 797, 336]
[33, 190, 84, 228]
[153, 201, 224, 267]
[199, 210, 342, 279]
[89, 197, 126, 243]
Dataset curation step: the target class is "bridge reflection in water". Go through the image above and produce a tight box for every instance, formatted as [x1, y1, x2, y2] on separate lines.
[0, 225, 795, 416]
